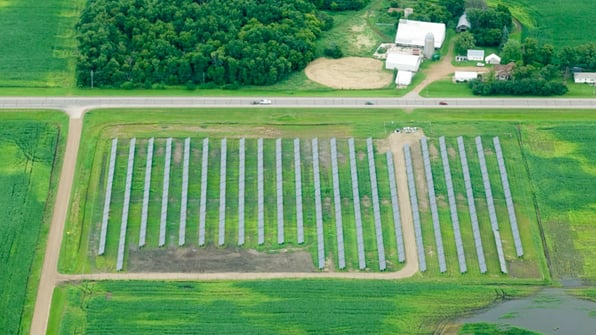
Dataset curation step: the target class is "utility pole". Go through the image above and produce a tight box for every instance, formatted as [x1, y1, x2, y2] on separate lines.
[90, 70, 94, 89]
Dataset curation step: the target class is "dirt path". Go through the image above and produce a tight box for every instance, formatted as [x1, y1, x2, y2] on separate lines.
[407, 44, 488, 97]
[30, 116, 82, 335]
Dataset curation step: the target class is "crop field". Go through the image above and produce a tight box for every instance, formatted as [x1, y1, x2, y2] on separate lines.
[0, 112, 67, 334]
[490, 0, 594, 46]
[521, 122, 596, 281]
[48, 280, 534, 335]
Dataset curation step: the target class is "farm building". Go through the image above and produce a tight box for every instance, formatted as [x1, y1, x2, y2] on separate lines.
[385, 53, 421, 72]
[454, 71, 479, 83]
[395, 70, 413, 87]
[485, 53, 501, 65]
[574, 72, 596, 84]
[395, 19, 445, 49]
[467, 49, 485, 61]
[457, 13, 471, 32]
[495, 62, 515, 80]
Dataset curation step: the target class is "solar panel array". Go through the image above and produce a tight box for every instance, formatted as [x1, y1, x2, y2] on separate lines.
[179, 138, 190, 246]
[330, 138, 346, 269]
[139, 138, 153, 247]
[475, 137, 507, 274]
[420, 137, 447, 273]
[198, 138, 209, 246]
[98, 138, 118, 255]
[218, 138, 227, 246]
[276, 138, 284, 244]
[493, 137, 524, 257]
[257, 138, 265, 245]
[404, 144, 426, 272]
[312, 138, 325, 269]
[116, 138, 136, 270]
[457, 136, 487, 273]
[294, 138, 304, 244]
[367, 138, 386, 271]
[348, 138, 366, 270]
[238, 138, 246, 246]
[159, 138, 172, 247]
[386, 151, 405, 263]
[439, 137, 467, 273]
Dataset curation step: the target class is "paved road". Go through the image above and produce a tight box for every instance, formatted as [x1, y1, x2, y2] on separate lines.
[0, 96, 595, 119]
[13, 97, 594, 334]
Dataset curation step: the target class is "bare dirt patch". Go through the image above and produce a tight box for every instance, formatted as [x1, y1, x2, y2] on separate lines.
[126, 245, 316, 273]
[305, 57, 392, 89]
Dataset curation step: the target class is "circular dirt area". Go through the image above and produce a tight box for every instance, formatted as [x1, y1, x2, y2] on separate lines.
[305, 57, 392, 89]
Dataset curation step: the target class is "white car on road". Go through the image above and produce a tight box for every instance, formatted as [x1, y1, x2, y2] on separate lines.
[253, 99, 272, 105]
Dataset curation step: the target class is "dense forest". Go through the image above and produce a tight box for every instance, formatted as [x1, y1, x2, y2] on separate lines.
[76, 0, 327, 88]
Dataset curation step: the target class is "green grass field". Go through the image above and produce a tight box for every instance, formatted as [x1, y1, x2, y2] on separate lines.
[0, 111, 67, 335]
[48, 280, 535, 334]
[489, 0, 595, 46]
[0, 0, 84, 87]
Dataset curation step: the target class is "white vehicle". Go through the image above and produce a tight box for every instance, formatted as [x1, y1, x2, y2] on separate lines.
[476, 62, 485, 67]
[253, 99, 272, 105]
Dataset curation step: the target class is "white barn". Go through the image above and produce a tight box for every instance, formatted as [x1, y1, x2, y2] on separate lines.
[395, 19, 446, 49]
[395, 70, 413, 87]
[385, 53, 421, 72]
[454, 71, 479, 83]
[467, 49, 485, 61]
[574, 72, 596, 84]
[485, 53, 501, 65]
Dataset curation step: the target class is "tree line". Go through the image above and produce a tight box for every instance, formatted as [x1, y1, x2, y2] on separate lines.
[76, 0, 325, 88]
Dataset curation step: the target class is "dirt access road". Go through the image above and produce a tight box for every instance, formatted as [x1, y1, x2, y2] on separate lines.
[29, 107, 421, 335]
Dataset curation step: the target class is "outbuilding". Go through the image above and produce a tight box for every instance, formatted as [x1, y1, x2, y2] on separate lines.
[485, 53, 501, 65]
[395, 70, 413, 87]
[574, 72, 596, 84]
[385, 53, 421, 72]
[395, 19, 446, 49]
[454, 71, 479, 83]
[456, 13, 471, 32]
[467, 49, 485, 61]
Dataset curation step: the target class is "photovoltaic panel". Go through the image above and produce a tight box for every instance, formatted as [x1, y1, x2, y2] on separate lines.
[159, 138, 172, 247]
[139, 137, 154, 247]
[178, 138, 190, 246]
[276, 138, 284, 244]
[404, 143, 426, 272]
[218, 138, 227, 246]
[493, 136, 523, 257]
[330, 138, 346, 269]
[475, 136, 507, 274]
[116, 138, 136, 270]
[257, 138, 264, 245]
[439, 136, 467, 273]
[198, 138, 208, 246]
[457, 136, 487, 273]
[367, 138, 386, 271]
[238, 138, 246, 246]
[312, 138, 325, 269]
[98, 138, 118, 255]
[294, 138, 304, 244]
[420, 137, 447, 273]
[348, 138, 366, 270]
[386, 150, 405, 263]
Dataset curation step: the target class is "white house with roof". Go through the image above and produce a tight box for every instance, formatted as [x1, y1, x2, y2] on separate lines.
[385, 53, 421, 72]
[574, 72, 596, 84]
[395, 19, 446, 49]
[454, 71, 479, 83]
[485, 53, 501, 65]
[467, 49, 485, 61]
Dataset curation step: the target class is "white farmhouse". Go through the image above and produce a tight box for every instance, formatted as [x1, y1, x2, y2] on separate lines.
[574, 72, 596, 84]
[395, 19, 446, 49]
[467, 49, 485, 61]
[454, 71, 479, 83]
[385, 53, 421, 72]
[485, 53, 501, 65]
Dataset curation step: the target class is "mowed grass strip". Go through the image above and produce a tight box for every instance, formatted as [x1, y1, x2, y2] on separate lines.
[49, 280, 536, 335]
[0, 0, 83, 87]
[0, 113, 67, 334]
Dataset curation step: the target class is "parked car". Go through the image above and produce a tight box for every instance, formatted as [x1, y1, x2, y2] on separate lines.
[439, 101, 448, 105]
[252, 99, 272, 105]
[365, 101, 375, 105]
[476, 62, 485, 67]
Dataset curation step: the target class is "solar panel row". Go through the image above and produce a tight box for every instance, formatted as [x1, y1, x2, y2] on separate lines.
[294, 138, 304, 245]
[276, 138, 284, 245]
[348, 138, 366, 270]
[179, 138, 190, 246]
[159, 138, 172, 247]
[367, 138, 386, 271]
[98, 138, 118, 255]
[457, 136, 487, 273]
[218, 138, 227, 246]
[238, 138, 246, 246]
[420, 137, 447, 273]
[139, 138, 153, 247]
[312, 138, 325, 269]
[330, 138, 346, 270]
[404, 144, 426, 272]
[439, 137, 467, 273]
[475, 137, 507, 274]
[257, 138, 265, 245]
[198, 138, 209, 246]
[116, 138, 136, 270]
[386, 151, 405, 263]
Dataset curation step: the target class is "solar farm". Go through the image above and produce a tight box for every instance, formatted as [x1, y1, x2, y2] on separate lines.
[92, 131, 531, 276]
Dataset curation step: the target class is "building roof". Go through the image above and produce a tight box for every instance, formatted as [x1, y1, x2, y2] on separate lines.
[385, 53, 421, 72]
[457, 13, 471, 30]
[395, 19, 446, 48]
[574, 72, 596, 80]
[485, 53, 501, 61]
[396, 70, 413, 86]
[454, 71, 479, 80]
[495, 62, 515, 78]
[467, 49, 485, 59]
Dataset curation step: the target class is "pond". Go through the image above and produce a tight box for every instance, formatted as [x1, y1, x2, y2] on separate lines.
[459, 288, 596, 335]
